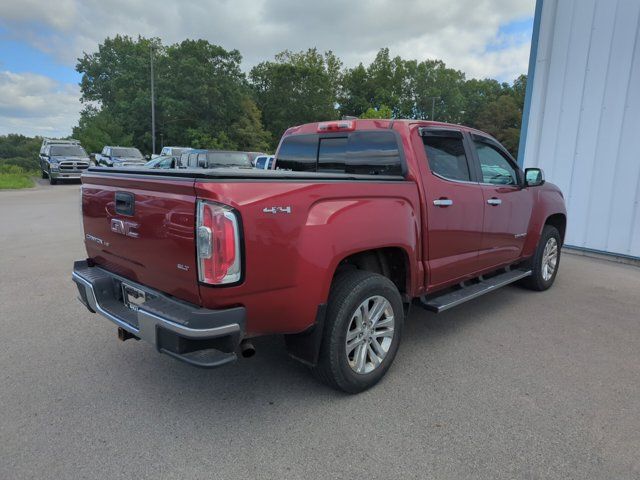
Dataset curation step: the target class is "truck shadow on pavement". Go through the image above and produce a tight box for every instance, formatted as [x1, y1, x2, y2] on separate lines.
[97, 285, 530, 418]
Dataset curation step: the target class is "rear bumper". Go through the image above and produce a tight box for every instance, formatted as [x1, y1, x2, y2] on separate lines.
[72, 260, 245, 368]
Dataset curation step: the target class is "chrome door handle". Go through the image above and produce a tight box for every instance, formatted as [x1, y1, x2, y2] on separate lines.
[433, 198, 453, 207]
[487, 198, 502, 206]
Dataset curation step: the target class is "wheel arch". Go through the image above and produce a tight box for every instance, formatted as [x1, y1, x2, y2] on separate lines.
[545, 213, 567, 244]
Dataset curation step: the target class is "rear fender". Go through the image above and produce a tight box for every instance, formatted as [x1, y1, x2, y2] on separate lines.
[296, 196, 420, 307]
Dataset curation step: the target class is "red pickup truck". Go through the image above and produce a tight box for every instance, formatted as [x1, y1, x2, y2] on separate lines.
[73, 119, 566, 393]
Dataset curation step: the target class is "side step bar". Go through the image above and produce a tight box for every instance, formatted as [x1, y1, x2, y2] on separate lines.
[420, 269, 532, 313]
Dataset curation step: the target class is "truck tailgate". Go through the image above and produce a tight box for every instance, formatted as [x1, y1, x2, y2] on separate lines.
[81, 173, 201, 305]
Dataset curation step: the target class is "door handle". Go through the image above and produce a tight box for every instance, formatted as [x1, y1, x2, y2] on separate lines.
[487, 197, 502, 206]
[433, 198, 453, 207]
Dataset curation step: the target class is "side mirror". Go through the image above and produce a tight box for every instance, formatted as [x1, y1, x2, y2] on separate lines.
[525, 168, 545, 187]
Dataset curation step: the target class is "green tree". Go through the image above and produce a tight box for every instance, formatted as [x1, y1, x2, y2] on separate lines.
[72, 107, 133, 154]
[0, 134, 42, 171]
[156, 39, 248, 148]
[475, 94, 523, 157]
[76, 35, 160, 152]
[229, 98, 272, 152]
[460, 78, 505, 126]
[250, 49, 341, 148]
[76, 36, 269, 154]
[360, 105, 393, 119]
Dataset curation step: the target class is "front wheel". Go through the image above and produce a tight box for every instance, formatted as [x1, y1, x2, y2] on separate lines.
[521, 225, 561, 291]
[313, 270, 404, 393]
[49, 173, 57, 185]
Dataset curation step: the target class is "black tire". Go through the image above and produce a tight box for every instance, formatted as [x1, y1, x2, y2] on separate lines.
[313, 270, 404, 393]
[520, 225, 561, 291]
[49, 175, 57, 185]
[41, 169, 47, 179]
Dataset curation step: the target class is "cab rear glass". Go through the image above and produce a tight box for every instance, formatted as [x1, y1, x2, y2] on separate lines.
[276, 131, 404, 176]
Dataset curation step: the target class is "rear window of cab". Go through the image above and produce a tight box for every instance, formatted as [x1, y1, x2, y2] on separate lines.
[275, 131, 403, 176]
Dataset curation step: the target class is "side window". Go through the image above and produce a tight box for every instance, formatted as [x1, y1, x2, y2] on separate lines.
[275, 135, 317, 171]
[474, 141, 518, 186]
[423, 131, 470, 182]
[188, 153, 198, 168]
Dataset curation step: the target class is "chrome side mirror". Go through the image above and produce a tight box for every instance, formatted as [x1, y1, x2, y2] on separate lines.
[525, 168, 545, 187]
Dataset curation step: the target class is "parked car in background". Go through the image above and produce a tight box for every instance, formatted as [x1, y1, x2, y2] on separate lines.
[254, 154, 275, 170]
[144, 155, 177, 169]
[39, 141, 90, 185]
[39, 137, 81, 156]
[178, 149, 257, 169]
[95, 146, 146, 167]
[152, 146, 191, 159]
[73, 119, 566, 393]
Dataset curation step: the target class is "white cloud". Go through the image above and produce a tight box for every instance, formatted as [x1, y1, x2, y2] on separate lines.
[0, 71, 80, 137]
[0, 0, 535, 136]
[0, 0, 534, 78]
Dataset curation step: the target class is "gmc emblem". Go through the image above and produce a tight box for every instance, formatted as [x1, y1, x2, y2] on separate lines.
[111, 218, 139, 238]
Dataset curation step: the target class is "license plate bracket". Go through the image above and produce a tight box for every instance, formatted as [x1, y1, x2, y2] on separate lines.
[121, 283, 148, 311]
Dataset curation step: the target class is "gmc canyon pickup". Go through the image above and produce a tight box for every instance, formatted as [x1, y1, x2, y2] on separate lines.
[72, 119, 566, 393]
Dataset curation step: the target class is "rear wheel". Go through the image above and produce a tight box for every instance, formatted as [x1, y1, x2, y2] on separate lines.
[521, 225, 561, 291]
[313, 270, 404, 393]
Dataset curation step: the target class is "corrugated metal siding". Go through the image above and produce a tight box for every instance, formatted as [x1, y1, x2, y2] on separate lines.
[523, 0, 640, 258]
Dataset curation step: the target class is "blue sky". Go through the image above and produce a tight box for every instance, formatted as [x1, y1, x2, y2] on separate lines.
[0, 29, 82, 84]
[0, 0, 535, 137]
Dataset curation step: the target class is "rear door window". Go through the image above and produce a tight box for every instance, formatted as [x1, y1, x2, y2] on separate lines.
[422, 130, 471, 182]
[276, 131, 403, 175]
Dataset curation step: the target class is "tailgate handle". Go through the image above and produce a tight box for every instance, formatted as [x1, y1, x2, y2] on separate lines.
[115, 192, 135, 216]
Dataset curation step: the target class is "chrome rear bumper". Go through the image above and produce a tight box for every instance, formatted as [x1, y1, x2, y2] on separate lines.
[72, 260, 245, 368]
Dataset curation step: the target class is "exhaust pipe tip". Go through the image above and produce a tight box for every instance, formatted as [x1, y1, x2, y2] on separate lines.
[240, 340, 256, 358]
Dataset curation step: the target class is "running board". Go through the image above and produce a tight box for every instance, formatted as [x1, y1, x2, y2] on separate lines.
[420, 269, 532, 313]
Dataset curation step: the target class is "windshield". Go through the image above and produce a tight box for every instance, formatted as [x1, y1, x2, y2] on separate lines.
[112, 148, 143, 158]
[50, 145, 87, 157]
[206, 151, 252, 167]
[144, 158, 162, 167]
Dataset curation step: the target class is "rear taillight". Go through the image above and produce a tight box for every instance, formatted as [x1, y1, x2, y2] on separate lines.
[196, 200, 241, 285]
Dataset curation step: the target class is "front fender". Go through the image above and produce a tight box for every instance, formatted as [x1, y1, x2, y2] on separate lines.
[522, 182, 567, 257]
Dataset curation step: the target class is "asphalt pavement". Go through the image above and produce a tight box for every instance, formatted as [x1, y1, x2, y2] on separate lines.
[1, 180, 639, 479]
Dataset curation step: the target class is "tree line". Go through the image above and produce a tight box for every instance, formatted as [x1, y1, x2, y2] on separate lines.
[0, 35, 528, 172]
[74, 36, 527, 156]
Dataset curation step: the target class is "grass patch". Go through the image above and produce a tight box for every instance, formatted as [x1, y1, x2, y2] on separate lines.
[0, 165, 36, 189]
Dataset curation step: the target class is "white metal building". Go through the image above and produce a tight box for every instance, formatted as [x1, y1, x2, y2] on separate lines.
[520, 0, 640, 259]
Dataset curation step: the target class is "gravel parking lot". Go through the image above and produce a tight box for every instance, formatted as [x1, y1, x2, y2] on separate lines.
[1, 181, 639, 479]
